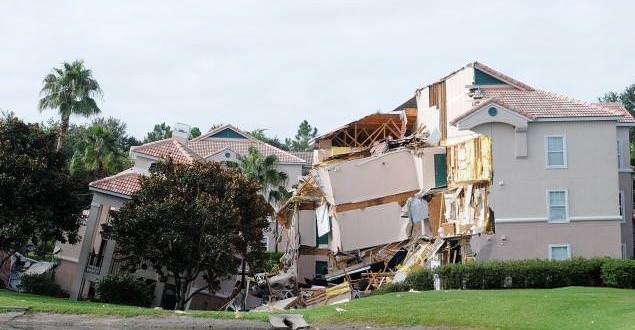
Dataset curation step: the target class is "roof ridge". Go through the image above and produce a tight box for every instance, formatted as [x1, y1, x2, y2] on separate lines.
[132, 138, 175, 150]
[249, 138, 306, 163]
[171, 139, 200, 162]
[89, 168, 137, 186]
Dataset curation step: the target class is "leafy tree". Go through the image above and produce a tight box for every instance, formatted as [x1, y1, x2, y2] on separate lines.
[285, 120, 318, 152]
[0, 112, 84, 270]
[38, 60, 103, 151]
[103, 160, 271, 310]
[190, 127, 202, 139]
[143, 122, 172, 143]
[250, 129, 289, 151]
[230, 146, 289, 253]
[70, 121, 130, 179]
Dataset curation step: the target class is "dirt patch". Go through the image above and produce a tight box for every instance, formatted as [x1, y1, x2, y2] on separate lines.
[0, 312, 269, 330]
[0, 312, 466, 330]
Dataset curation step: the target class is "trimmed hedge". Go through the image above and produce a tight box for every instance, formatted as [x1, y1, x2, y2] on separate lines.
[601, 259, 635, 289]
[382, 258, 635, 294]
[19, 273, 63, 297]
[96, 274, 154, 307]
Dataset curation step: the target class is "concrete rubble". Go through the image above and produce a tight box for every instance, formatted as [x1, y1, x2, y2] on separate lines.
[241, 110, 493, 312]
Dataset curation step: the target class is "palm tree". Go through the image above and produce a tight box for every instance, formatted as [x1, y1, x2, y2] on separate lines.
[38, 60, 103, 151]
[230, 146, 289, 310]
[233, 146, 290, 210]
[70, 122, 128, 179]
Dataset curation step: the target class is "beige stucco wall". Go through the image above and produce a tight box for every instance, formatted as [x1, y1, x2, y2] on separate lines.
[55, 260, 77, 293]
[321, 149, 420, 205]
[297, 253, 329, 284]
[472, 121, 620, 221]
[472, 221, 621, 260]
[277, 163, 304, 189]
[333, 202, 410, 251]
[618, 126, 634, 258]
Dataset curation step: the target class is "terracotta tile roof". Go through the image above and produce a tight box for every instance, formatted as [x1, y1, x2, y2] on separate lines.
[131, 139, 201, 163]
[452, 88, 630, 125]
[591, 102, 635, 123]
[187, 139, 306, 163]
[89, 169, 142, 197]
[290, 151, 314, 165]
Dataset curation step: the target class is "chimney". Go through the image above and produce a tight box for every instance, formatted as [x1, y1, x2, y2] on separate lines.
[172, 122, 191, 144]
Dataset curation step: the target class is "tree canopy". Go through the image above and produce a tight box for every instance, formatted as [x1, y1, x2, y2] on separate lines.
[103, 160, 271, 310]
[70, 119, 132, 179]
[249, 129, 289, 150]
[189, 126, 202, 139]
[285, 120, 318, 151]
[143, 122, 172, 143]
[0, 112, 84, 269]
[38, 60, 103, 151]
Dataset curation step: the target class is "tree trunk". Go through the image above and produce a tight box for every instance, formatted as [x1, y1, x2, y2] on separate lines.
[274, 215, 279, 254]
[57, 113, 70, 152]
[0, 251, 16, 273]
[240, 252, 247, 311]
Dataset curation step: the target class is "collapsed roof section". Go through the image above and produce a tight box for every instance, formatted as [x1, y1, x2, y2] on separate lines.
[311, 111, 419, 163]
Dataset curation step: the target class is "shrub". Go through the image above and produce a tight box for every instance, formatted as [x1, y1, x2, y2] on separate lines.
[371, 281, 410, 295]
[601, 259, 635, 289]
[19, 273, 62, 297]
[435, 258, 612, 290]
[404, 268, 434, 291]
[96, 274, 154, 307]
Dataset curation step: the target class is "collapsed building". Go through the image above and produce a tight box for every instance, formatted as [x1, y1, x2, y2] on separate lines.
[272, 110, 494, 303]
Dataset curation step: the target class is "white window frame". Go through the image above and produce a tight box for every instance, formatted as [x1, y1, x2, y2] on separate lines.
[619, 190, 625, 223]
[617, 139, 624, 169]
[622, 243, 628, 259]
[261, 237, 269, 251]
[548, 244, 571, 260]
[545, 135, 568, 169]
[547, 189, 569, 223]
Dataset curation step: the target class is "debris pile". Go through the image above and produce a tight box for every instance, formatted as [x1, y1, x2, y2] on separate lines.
[248, 111, 493, 311]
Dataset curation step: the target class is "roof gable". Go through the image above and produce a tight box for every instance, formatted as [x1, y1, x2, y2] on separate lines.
[210, 127, 249, 139]
[474, 68, 508, 86]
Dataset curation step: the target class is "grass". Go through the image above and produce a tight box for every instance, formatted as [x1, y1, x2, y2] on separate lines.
[2, 287, 635, 329]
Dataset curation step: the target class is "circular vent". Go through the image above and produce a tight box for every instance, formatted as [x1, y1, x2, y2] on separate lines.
[488, 106, 498, 117]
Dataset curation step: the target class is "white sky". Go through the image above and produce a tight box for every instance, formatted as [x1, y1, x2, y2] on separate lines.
[1, 1, 634, 140]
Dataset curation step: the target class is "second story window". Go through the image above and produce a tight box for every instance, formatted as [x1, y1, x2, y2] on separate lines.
[548, 190, 568, 222]
[545, 135, 567, 168]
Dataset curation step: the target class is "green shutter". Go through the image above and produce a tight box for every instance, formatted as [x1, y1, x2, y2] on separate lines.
[434, 153, 447, 187]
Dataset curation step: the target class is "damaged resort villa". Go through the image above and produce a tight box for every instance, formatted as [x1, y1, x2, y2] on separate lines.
[43, 62, 633, 311]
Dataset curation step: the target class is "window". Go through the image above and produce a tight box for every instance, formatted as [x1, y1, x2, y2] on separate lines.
[549, 244, 571, 261]
[617, 140, 624, 169]
[261, 237, 269, 251]
[547, 190, 568, 222]
[622, 243, 628, 259]
[315, 261, 328, 276]
[545, 135, 567, 168]
[619, 190, 625, 223]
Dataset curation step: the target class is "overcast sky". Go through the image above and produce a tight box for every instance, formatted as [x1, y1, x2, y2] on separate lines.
[1, 1, 634, 140]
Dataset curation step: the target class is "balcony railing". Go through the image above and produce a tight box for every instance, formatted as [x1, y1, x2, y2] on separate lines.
[85, 252, 103, 274]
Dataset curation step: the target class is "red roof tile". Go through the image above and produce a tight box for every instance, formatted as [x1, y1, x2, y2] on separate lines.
[131, 139, 201, 163]
[187, 139, 305, 163]
[89, 169, 142, 197]
[452, 89, 631, 125]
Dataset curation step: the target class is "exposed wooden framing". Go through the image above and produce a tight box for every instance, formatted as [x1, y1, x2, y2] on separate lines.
[335, 189, 418, 213]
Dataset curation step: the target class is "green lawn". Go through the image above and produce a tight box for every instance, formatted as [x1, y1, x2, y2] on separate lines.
[2, 287, 635, 329]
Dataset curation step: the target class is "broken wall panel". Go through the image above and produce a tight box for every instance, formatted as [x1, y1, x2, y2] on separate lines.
[298, 209, 317, 247]
[331, 202, 410, 252]
[319, 149, 422, 205]
[447, 135, 493, 185]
